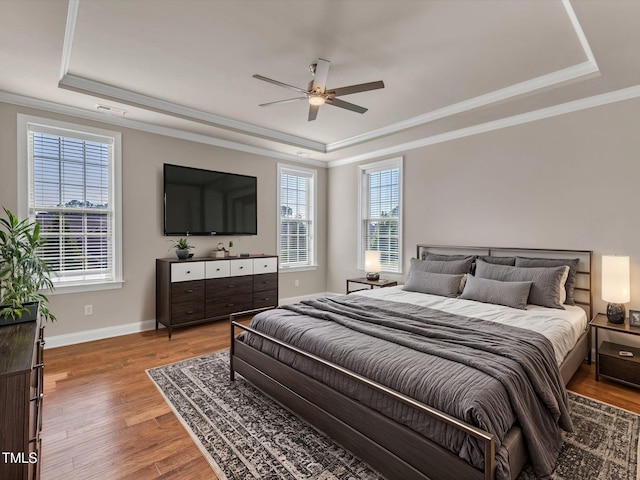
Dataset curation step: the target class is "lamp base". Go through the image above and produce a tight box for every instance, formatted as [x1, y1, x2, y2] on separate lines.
[366, 272, 380, 281]
[606, 303, 626, 324]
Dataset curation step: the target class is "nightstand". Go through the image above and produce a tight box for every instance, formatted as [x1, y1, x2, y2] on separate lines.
[346, 277, 398, 294]
[591, 313, 640, 388]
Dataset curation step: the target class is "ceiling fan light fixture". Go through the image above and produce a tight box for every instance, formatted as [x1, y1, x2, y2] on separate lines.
[308, 95, 326, 106]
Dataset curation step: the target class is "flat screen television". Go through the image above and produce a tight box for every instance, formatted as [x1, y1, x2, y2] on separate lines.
[163, 163, 257, 236]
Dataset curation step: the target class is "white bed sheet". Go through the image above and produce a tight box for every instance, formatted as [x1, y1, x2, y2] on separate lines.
[352, 286, 587, 366]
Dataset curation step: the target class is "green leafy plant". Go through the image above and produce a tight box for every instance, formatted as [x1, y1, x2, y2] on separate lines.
[171, 238, 194, 250]
[0, 207, 56, 322]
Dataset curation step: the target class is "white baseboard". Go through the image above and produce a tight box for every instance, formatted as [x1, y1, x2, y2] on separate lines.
[45, 319, 159, 349]
[45, 293, 338, 349]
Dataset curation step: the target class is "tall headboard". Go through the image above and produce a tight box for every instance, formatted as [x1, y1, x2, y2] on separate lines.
[416, 244, 593, 319]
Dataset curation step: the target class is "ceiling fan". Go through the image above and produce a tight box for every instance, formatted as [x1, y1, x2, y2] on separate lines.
[253, 58, 384, 121]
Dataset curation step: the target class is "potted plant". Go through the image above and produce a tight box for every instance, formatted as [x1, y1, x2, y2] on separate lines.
[0, 207, 56, 324]
[171, 238, 194, 260]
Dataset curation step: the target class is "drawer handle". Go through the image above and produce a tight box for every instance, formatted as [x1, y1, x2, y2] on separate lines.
[186, 270, 191, 274]
[239, 266, 244, 269]
[227, 303, 235, 307]
[262, 280, 269, 284]
[186, 310, 195, 314]
[263, 297, 270, 301]
[186, 289, 194, 293]
[227, 285, 235, 288]
[216, 268, 221, 271]
[264, 264, 268, 268]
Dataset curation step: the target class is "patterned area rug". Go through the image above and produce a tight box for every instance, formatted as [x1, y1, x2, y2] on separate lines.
[147, 351, 640, 480]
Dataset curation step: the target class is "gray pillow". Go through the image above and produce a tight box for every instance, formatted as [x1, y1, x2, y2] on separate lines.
[515, 257, 580, 306]
[402, 271, 464, 297]
[423, 253, 476, 263]
[409, 257, 474, 275]
[474, 260, 568, 309]
[478, 256, 516, 266]
[459, 275, 532, 310]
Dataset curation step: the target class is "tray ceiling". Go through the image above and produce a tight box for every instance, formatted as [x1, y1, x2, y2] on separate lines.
[1, 0, 639, 165]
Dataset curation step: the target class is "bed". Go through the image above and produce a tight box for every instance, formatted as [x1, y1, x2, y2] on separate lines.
[230, 245, 593, 480]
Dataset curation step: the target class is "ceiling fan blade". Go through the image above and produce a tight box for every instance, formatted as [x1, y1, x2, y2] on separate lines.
[327, 80, 385, 97]
[311, 58, 330, 93]
[259, 97, 307, 107]
[308, 104, 320, 121]
[252, 74, 309, 95]
[325, 97, 368, 114]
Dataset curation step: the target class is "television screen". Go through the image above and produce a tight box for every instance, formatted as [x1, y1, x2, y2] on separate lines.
[163, 163, 257, 236]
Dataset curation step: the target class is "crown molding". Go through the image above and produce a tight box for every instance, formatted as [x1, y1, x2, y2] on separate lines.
[0, 90, 327, 168]
[327, 84, 640, 168]
[325, 61, 599, 153]
[58, 74, 327, 153]
[59, 0, 79, 81]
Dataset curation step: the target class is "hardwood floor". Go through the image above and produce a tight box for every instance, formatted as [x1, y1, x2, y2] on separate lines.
[41, 321, 640, 480]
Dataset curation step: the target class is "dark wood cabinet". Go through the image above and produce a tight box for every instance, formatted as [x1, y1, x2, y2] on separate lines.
[0, 319, 44, 480]
[591, 313, 640, 389]
[156, 256, 278, 338]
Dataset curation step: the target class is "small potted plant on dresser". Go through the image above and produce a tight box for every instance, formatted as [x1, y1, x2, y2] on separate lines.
[171, 237, 194, 260]
[0, 207, 56, 324]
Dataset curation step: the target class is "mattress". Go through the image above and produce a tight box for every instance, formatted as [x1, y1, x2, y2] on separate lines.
[353, 285, 587, 366]
[239, 292, 574, 479]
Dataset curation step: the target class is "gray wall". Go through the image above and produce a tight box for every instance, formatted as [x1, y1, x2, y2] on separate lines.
[327, 96, 640, 320]
[3, 94, 640, 343]
[0, 102, 327, 339]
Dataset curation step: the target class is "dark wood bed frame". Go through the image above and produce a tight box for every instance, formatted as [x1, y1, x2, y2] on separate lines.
[230, 245, 593, 480]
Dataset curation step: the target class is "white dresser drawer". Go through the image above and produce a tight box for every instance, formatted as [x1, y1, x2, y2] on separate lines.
[171, 262, 205, 282]
[253, 257, 278, 274]
[205, 260, 230, 279]
[230, 258, 253, 276]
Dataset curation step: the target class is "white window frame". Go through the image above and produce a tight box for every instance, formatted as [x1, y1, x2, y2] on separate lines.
[358, 157, 403, 274]
[17, 114, 123, 294]
[277, 163, 317, 271]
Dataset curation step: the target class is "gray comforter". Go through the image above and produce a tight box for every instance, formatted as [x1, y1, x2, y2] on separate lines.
[239, 294, 572, 480]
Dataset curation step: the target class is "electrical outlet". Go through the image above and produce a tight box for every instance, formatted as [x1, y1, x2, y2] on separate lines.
[84, 304, 93, 315]
[294, 279, 300, 287]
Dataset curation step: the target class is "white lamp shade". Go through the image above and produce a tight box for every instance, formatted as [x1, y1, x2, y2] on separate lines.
[364, 250, 381, 273]
[602, 255, 630, 303]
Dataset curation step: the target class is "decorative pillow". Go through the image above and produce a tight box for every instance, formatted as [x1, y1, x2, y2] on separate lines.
[474, 260, 569, 309]
[459, 275, 532, 310]
[515, 257, 580, 305]
[402, 271, 464, 297]
[409, 257, 474, 275]
[423, 253, 476, 263]
[478, 256, 516, 266]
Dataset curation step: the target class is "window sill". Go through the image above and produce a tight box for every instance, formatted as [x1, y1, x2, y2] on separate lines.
[48, 280, 125, 295]
[279, 265, 318, 273]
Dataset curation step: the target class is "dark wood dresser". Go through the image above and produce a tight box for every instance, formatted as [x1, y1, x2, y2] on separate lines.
[156, 255, 278, 338]
[0, 319, 44, 480]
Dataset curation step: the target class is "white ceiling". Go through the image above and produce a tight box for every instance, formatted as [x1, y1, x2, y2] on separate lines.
[1, 0, 639, 166]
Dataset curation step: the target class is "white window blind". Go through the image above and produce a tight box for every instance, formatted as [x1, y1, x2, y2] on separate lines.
[360, 158, 402, 273]
[25, 122, 120, 288]
[278, 165, 316, 269]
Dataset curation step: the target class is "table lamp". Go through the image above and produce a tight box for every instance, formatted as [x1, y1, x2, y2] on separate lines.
[602, 255, 630, 324]
[364, 250, 381, 281]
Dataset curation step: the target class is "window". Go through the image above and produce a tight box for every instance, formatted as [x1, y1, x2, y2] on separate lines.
[359, 157, 402, 273]
[18, 115, 123, 293]
[278, 164, 316, 270]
